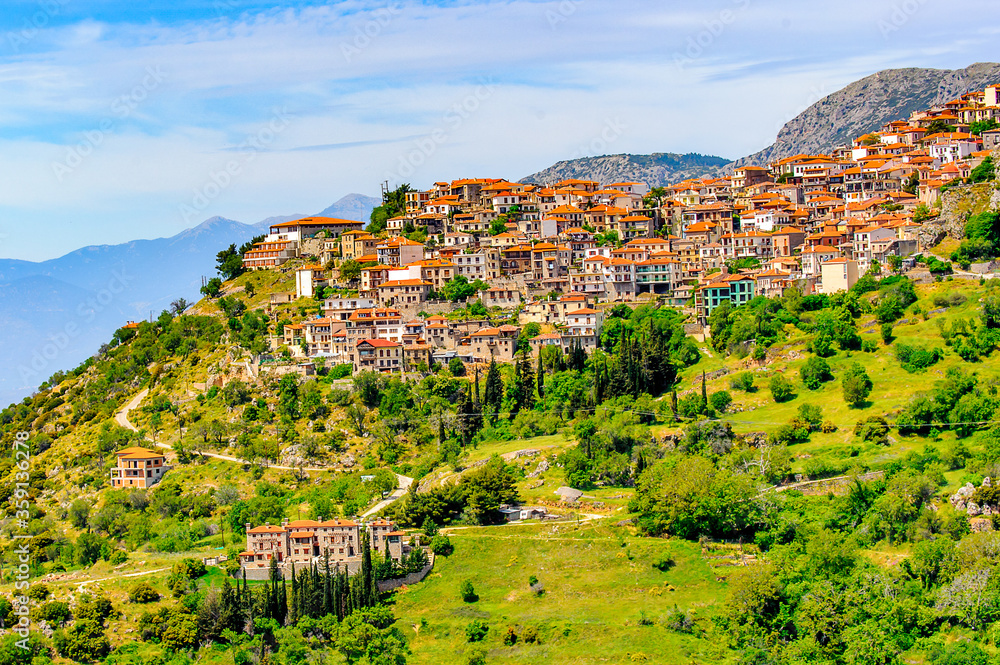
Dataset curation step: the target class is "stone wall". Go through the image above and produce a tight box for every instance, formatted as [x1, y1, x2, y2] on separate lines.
[377, 554, 435, 592]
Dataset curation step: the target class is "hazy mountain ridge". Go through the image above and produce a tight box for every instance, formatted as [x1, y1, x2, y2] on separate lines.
[0, 194, 375, 407]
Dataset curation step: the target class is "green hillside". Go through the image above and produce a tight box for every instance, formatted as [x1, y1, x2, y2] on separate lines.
[4, 257, 1000, 664]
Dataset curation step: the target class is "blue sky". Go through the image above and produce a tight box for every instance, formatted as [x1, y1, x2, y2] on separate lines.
[0, 0, 998, 260]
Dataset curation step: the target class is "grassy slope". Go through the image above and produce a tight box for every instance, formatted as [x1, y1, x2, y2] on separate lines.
[393, 521, 733, 665]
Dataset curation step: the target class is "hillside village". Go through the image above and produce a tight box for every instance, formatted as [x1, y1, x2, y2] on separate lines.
[228, 83, 1000, 375]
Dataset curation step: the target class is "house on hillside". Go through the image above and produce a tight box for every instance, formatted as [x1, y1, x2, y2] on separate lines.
[110, 446, 169, 488]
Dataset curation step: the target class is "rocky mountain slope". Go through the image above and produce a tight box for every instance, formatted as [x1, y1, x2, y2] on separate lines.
[520, 63, 1000, 184]
[519, 152, 731, 187]
[731, 62, 1000, 168]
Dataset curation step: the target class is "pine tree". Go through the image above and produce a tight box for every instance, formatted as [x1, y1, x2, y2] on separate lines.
[671, 389, 678, 421]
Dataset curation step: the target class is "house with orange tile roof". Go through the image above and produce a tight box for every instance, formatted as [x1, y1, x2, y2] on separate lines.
[377, 237, 424, 267]
[470, 325, 520, 362]
[354, 339, 403, 373]
[111, 446, 169, 489]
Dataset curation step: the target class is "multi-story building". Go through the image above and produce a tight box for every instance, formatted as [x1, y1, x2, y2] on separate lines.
[110, 446, 169, 489]
[354, 339, 403, 373]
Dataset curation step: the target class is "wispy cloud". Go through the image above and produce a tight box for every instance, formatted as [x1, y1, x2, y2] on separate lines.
[0, 0, 997, 259]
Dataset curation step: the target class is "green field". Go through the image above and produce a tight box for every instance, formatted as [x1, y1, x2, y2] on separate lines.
[392, 520, 734, 664]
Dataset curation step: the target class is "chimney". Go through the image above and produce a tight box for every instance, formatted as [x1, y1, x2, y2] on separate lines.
[246, 523, 251, 532]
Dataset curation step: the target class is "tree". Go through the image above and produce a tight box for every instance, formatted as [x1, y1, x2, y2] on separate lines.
[886, 254, 903, 274]
[339, 259, 363, 282]
[216, 244, 245, 280]
[841, 362, 873, 408]
[483, 359, 503, 422]
[200, 277, 223, 298]
[69, 499, 91, 529]
[54, 619, 110, 661]
[709, 391, 732, 413]
[460, 580, 477, 602]
[769, 374, 794, 403]
[489, 218, 507, 235]
[800, 357, 833, 390]
[170, 298, 189, 315]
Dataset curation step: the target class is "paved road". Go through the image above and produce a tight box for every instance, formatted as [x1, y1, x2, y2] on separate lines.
[114, 388, 414, 512]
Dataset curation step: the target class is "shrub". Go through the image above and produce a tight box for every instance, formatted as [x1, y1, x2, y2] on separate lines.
[769, 375, 794, 403]
[430, 535, 453, 556]
[465, 619, 489, 642]
[32, 601, 71, 625]
[800, 357, 833, 390]
[503, 626, 518, 646]
[664, 605, 695, 633]
[521, 626, 540, 644]
[880, 323, 894, 345]
[460, 579, 478, 602]
[729, 372, 756, 392]
[709, 391, 732, 414]
[678, 393, 706, 418]
[128, 582, 160, 604]
[653, 556, 675, 572]
[854, 416, 890, 445]
[26, 585, 50, 602]
[895, 344, 942, 373]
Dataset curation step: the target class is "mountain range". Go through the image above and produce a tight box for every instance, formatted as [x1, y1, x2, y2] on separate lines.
[520, 62, 1000, 186]
[0, 194, 379, 408]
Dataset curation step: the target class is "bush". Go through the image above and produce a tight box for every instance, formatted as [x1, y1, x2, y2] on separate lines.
[653, 556, 675, 572]
[430, 535, 453, 556]
[854, 416, 890, 446]
[895, 343, 942, 373]
[54, 619, 110, 662]
[460, 579, 478, 602]
[769, 375, 794, 403]
[128, 582, 160, 604]
[729, 372, 756, 392]
[32, 601, 71, 625]
[26, 585, 50, 602]
[800, 357, 833, 390]
[709, 391, 732, 414]
[678, 393, 706, 418]
[465, 619, 489, 642]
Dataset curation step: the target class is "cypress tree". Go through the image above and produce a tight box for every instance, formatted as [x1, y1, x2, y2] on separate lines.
[701, 371, 708, 412]
[289, 564, 298, 624]
[536, 352, 545, 399]
[323, 554, 333, 616]
[279, 580, 288, 625]
[484, 358, 503, 422]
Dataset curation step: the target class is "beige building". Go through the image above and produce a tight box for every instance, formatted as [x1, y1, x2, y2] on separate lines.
[820, 257, 859, 294]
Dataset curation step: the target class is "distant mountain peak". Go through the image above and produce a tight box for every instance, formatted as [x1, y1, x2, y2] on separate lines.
[316, 193, 379, 222]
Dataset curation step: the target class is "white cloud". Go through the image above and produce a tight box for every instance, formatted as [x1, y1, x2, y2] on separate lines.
[0, 0, 998, 259]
